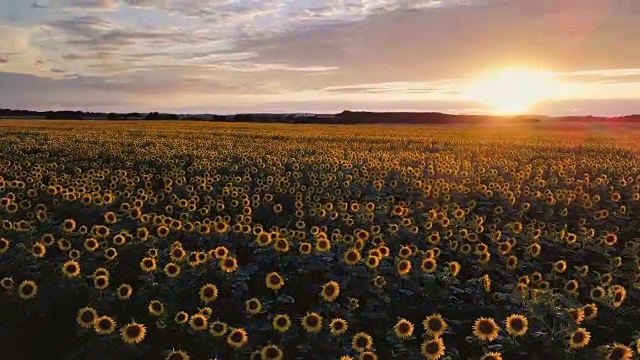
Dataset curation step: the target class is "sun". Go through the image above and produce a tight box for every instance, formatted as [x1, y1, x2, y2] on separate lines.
[462, 67, 566, 115]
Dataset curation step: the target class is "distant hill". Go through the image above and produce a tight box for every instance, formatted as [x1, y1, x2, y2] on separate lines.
[0, 108, 638, 124]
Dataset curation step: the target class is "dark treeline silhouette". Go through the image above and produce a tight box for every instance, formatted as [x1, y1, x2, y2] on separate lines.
[0, 108, 638, 124]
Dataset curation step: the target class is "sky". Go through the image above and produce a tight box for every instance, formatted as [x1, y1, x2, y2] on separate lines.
[0, 0, 639, 115]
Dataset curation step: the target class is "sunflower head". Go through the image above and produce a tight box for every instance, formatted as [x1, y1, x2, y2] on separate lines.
[329, 318, 348, 335]
[473, 317, 500, 342]
[76, 307, 98, 328]
[245, 298, 262, 315]
[272, 314, 291, 333]
[320, 281, 340, 302]
[94, 315, 117, 335]
[568, 328, 590, 350]
[188, 314, 208, 331]
[420, 337, 445, 360]
[302, 312, 323, 333]
[260, 345, 283, 360]
[505, 314, 528, 337]
[208, 320, 227, 337]
[226, 328, 248, 349]
[121, 322, 147, 344]
[423, 314, 447, 337]
[393, 318, 414, 339]
[351, 332, 373, 352]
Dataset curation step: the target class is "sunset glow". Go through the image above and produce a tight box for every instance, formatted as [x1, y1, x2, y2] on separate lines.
[462, 68, 568, 115]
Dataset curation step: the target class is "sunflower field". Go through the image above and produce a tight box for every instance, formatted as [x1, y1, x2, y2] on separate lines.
[1, 120, 640, 360]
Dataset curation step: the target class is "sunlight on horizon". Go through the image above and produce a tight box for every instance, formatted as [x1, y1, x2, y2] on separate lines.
[461, 67, 570, 115]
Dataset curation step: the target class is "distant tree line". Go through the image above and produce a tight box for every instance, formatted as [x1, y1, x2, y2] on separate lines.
[0, 108, 638, 124]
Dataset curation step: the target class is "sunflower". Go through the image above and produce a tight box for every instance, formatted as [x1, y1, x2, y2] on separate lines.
[272, 314, 291, 333]
[148, 300, 164, 316]
[506, 255, 518, 269]
[482, 274, 491, 293]
[421, 258, 437, 273]
[564, 280, 579, 295]
[260, 345, 284, 360]
[0, 238, 11, 254]
[473, 317, 500, 342]
[568, 308, 585, 324]
[447, 262, 460, 277]
[104, 247, 118, 260]
[568, 328, 590, 349]
[220, 257, 238, 274]
[165, 349, 189, 360]
[209, 320, 228, 337]
[590, 286, 606, 301]
[329, 318, 348, 335]
[420, 337, 445, 360]
[140, 257, 156, 272]
[505, 314, 528, 337]
[255, 231, 272, 247]
[174, 311, 189, 324]
[93, 275, 109, 290]
[351, 332, 373, 352]
[265, 272, 284, 291]
[582, 303, 598, 320]
[344, 248, 361, 265]
[274, 238, 289, 253]
[393, 318, 414, 339]
[189, 313, 208, 331]
[136, 227, 149, 241]
[321, 281, 340, 302]
[94, 315, 117, 335]
[121, 322, 147, 344]
[61, 260, 81, 278]
[480, 352, 503, 360]
[93, 267, 109, 278]
[302, 312, 323, 333]
[226, 328, 248, 349]
[359, 352, 378, 360]
[245, 298, 262, 315]
[423, 314, 447, 337]
[62, 219, 76, 232]
[528, 243, 541, 257]
[156, 225, 170, 238]
[32, 242, 46, 258]
[553, 260, 567, 273]
[104, 211, 117, 224]
[603, 233, 618, 246]
[200, 284, 218, 303]
[299, 242, 312, 255]
[477, 251, 491, 265]
[1, 277, 14, 290]
[397, 259, 412, 276]
[170, 247, 186, 261]
[378, 245, 390, 257]
[76, 307, 98, 328]
[372, 275, 386, 288]
[366, 255, 380, 269]
[199, 307, 213, 318]
[339, 357, 354, 360]
[609, 285, 627, 307]
[164, 263, 181, 278]
[605, 343, 633, 360]
[316, 238, 331, 252]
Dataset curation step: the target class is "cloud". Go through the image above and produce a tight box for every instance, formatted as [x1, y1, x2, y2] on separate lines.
[0, 0, 638, 115]
[324, 80, 460, 93]
[235, 0, 640, 87]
